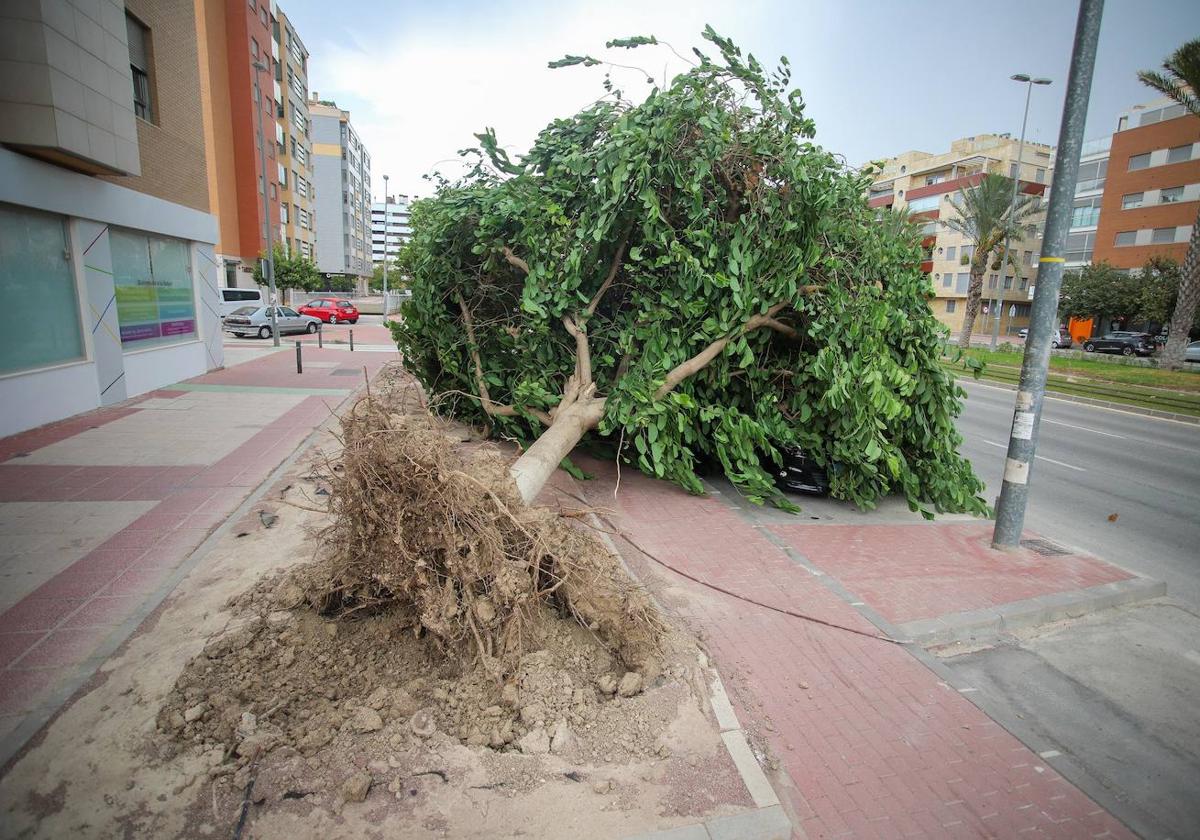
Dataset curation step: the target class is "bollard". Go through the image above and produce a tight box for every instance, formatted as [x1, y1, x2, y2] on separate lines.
[349, 329, 354, 352]
[317, 322, 323, 348]
[295, 341, 302, 374]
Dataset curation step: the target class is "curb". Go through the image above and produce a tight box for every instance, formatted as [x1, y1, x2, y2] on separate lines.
[962, 376, 1200, 424]
[897, 576, 1168, 647]
[590, 523, 792, 840]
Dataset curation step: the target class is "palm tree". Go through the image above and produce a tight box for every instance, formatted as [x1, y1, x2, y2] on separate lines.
[941, 173, 1041, 348]
[1138, 39, 1200, 369]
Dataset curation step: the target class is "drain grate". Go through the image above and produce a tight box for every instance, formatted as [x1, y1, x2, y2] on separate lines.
[1020, 538, 1072, 557]
[331, 369, 362, 376]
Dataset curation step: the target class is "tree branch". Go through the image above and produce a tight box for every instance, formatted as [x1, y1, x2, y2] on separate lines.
[561, 314, 592, 386]
[585, 220, 634, 317]
[653, 296, 815, 400]
[500, 246, 530, 275]
[455, 291, 552, 425]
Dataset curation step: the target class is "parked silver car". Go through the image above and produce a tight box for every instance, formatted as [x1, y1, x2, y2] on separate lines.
[223, 305, 320, 339]
[1186, 341, 1200, 363]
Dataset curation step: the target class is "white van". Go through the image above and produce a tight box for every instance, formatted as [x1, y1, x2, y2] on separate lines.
[218, 287, 265, 318]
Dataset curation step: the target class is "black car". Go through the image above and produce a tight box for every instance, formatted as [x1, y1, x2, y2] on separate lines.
[1082, 331, 1155, 357]
[770, 446, 831, 496]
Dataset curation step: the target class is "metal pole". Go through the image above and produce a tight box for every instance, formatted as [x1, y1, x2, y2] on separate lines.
[382, 175, 389, 314]
[993, 0, 1103, 549]
[349, 329, 354, 352]
[991, 82, 1033, 349]
[317, 322, 323, 348]
[295, 341, 302, 374]
[252, 60, 279, 347]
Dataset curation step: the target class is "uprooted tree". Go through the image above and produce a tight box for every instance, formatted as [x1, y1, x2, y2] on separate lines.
[393, 28, 987, 517]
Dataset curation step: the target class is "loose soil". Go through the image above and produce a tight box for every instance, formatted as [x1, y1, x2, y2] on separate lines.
[0, 364, 756, 838]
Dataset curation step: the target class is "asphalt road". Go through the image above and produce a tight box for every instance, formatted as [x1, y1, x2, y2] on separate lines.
[950, 379, 1200, 840]
[954, 378, 1200, 606]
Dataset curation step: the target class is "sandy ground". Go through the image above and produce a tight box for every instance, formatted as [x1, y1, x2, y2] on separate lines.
[0, 435, 755, 839]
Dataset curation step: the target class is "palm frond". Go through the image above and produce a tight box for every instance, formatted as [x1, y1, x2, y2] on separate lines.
[1138, 39, 1200, 117]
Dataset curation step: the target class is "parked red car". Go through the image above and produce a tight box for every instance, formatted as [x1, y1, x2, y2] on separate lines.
[297, 298, 359, 324]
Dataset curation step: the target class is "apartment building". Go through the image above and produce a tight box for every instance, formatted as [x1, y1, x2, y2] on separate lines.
[310, 95, 372, 288]
[371, 195, 412, 265]
[1092, 97, 1199, 269]
[869, 134, 1051, 337]
[0, 0, 223, 437]
[195, 0, 282, 289]
[272, 6, 316, 263]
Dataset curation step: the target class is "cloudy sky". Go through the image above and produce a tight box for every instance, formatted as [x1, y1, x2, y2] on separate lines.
[281, 0, 1200, 200]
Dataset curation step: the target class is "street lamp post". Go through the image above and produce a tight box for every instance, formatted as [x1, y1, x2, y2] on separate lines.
[251, 59, 279, 347]
[382, 174, 389, 314]
[991, 74, 1052, 350]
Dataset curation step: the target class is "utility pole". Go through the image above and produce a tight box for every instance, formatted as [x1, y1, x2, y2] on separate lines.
[993, 0, 1104, 549]
[991, 74, 1052, 350]
[252, 59, 279, 347]
[382, 174, 390, 314]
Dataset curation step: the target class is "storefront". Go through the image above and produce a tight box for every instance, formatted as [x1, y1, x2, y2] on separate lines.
[0, 148, 224, 437]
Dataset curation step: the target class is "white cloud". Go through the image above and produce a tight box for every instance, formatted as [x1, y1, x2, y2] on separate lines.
[307, 0, 774, 198]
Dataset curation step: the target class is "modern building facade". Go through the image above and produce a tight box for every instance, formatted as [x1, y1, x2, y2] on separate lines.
[195, 0, 282, 289]
[371, 195, 412, 265]
[310, 95, 372, 286]
[0, 0, 223, 437]
[272, 5, 316, 263]
[1092, 97, 1199, 270]
[869, 134, 1051, 337]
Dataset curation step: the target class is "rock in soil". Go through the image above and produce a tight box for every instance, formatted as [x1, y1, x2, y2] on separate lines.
[341, 772, 372, 803]
[617, 672, 644, 697]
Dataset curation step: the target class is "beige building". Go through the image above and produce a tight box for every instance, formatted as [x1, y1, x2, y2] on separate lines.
[309, 95, 372, 285]
[869, 134, 1053, 337]
[272, 5, 316, 263]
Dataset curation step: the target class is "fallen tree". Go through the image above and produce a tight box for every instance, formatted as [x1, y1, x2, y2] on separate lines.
[393, 29, 986, 517]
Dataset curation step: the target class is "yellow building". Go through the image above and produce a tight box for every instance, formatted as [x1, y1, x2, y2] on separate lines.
[869, 134, 1053, 338]
[272, 6, 316, 262]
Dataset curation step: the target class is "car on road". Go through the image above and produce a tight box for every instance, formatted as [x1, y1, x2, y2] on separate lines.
[223, 305, 320, 339]
[1082, 331, 1155, 356]
[298, 298, 359, 324]
[769, 446, 831, 496]
[1187, 341, 1200, 363]
[1016, 328, 1071, 348]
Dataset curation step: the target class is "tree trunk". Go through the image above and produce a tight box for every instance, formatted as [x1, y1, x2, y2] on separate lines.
[1160, 204, 1200, 370]
[510, 394, 607, 504]
[957, 258, 987, 349]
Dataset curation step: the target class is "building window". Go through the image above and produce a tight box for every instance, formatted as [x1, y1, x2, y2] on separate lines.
[1160, 186, 1184, 204]
[1024, 250, 1033, 266]
[1036, 168, 1046, 183]
[956, 273, 969, 293]
[988, 274, 998, 289]
[1151, 227, 1176, 244]
[1020, 278, 1028, 290]
[1167, 145, 1193, 165]
[1003, 276, 1013, 290]
[110, 228, 195, 347]
[960, 244, 974, 263]
[1128, 153, 1151, 171]
[250, 37, 259, 59]
[126, 14, 152, 121]
[0, 205, 84, 374]
[942, 273, 952, 288]
[907, 195, 940, 213]
[1072, 196, 1101, 226]
[1009, 162, 1019, 178]
[945, 245, 956, 261]
[946, 300, 957, 313]
[1114, 231, 1137, 247]
[280, 203, 289, 224]
[1065, 231, 1096, 263]
[1121, 193, 1144, 210]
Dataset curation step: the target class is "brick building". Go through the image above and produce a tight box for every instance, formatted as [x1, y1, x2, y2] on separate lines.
[0, 0, 223, 436]
[1092, 98, 1199, 269]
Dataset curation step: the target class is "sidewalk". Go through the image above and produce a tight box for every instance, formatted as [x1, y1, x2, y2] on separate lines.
[564, 457, 1139, 839]
[0, 342, 396, 764]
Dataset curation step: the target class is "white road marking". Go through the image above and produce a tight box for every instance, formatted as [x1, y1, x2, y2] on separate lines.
[1039, 749, 1061, 759]
[982, 440, 1087, 472]
[1043, 419, 1125, 439]
[957, 378, 1199, 428]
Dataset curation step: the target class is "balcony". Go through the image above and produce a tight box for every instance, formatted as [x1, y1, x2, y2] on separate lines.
[920, 260, 934, 274]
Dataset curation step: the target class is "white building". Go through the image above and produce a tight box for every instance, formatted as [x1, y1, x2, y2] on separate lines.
[0, 0, 223, 437]
[371, 195, 412, 265]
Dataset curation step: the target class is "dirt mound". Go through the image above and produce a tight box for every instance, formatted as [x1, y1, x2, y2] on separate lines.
[159, 365, 673, 778]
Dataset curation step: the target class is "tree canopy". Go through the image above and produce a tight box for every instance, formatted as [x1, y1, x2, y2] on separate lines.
[392, 28, 986, 517]
[253, 244, 322, 293]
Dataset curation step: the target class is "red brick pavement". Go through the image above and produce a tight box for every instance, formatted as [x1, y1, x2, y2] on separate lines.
[0, 350, 390, 730]
[567, 458, 1133, 839]
[771, 523, 1132, 625]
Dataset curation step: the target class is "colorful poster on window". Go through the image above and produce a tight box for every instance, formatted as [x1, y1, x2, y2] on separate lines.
[110, 230, 196, 345]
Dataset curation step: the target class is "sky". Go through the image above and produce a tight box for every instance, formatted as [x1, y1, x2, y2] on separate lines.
[280, 0, 1200, 200]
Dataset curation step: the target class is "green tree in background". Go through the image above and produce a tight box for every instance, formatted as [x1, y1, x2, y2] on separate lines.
[1138, 39, 1200, 367]
[1059, 262, 1143, 328]
[940, 174, 1041, 348]
[252, 245, 321, 293]
[392, 28, 986, 517]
